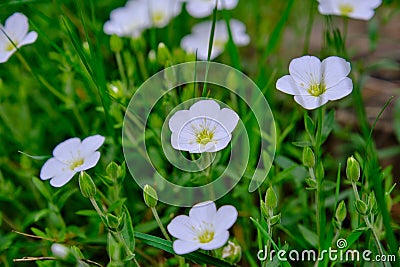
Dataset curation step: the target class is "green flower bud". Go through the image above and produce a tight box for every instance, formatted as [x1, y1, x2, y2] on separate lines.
[221, 241, 242, 264]
[143, 185, 158, 208]
[265, 186, 278, 209]
[302, 147, 315, 168]
[110, 35, 123, 53]
[367, 192, 378, 215]
[157, 42, 172, 66]
[355, 199, 369, 216]
[346, 156, 360, 183]
[335, 200, 347, 224]
[106, 161, 126, 184]
[260, 200, 269, 220]
[79, 172, 96, 198]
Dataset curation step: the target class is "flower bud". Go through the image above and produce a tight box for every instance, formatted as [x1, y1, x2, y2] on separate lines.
[355, 199, 369, 216]
[260, 200, 269, 220]
[346, 156, 360, 183]
[143, 185, 158, 208]
[269, 213, 281, 226]
[305, 177, 317, 190]
[367, 192, 378, 215]
[335, 200, 347, 224]
[221, 241, 242, 264]
[302, 147, 315, 168]
[157, 42, 172, 66]
[110, 35, 123, 53]
[106, 213, 124, 231]
[79, 172, 96, 198]
[265, 186, 278, 209]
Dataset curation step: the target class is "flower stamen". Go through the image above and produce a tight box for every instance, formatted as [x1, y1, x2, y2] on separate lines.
[308, 82, 326, 97]
[69, 158, 84, 170]
[339, 4, 354, 16]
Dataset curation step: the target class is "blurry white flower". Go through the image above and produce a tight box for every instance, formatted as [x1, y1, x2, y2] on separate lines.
[51, 244, 69, 259]
[318, 0, 382, 20]
[146, 0, 182, 28]
[276, 55, 353, 110]
[169, 100, 239, 153]
[184, 0, 239, 18]
[40, 135, 105, 187]
[103, 0, 150, 38]
[0, 13, 38, 63]
[167, 201, 238, 254]
[181, 19, 249, 60]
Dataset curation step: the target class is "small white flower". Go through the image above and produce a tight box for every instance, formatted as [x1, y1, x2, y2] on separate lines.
[318, 0, 382, 20]
[40, 135, 105, 187]
[167, 201, 238, 255]
[0, 13, 38, 63]
[184, 0, 239, 18]
[103, 0, 150, 38]
[169, 100, 239, 153]
[181, 19, 249, 60]
[51, 244, 69, 259]
[276, 55, 353, 110]
[146, 0, 182, 28]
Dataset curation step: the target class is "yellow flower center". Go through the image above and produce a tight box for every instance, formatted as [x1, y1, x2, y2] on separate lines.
[69, 158, 84, 170]
[308, 82, 326, 97]
[339, 4, 354, 16]
[195, 128, 215, 146]
[213, 39, 226, 50]
[5, 41, 16, 51]
[152, 12, 165, 25]
[198, 230, 215, 243]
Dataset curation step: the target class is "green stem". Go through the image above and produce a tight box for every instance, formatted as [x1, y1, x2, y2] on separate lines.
[116, 51, 128, 93]
[150, 207, 171, 241]
[303, 0, 315, 54]
[351, 183, 387, 267]
[115, 231, 141, 267]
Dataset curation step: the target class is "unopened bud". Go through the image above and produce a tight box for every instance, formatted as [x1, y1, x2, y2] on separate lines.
[335, 200, 347, 224]
[346, 156, 360, 183]
[355, 199, 369, 216]
[79, 172, 96, 198]
[143, 185, 158, 208]
[265, 186, 278, 209]
[221, 241, 242, 264]
[302, 147, 315, 168]
[157, 42, 171, 66]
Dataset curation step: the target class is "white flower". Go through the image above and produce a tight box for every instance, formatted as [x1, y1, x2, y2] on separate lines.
[146, 0, 182, 28]
[40, 135, 105, 187]
[103, 0, 150, 38]
[0, 13, 38, 63]
[51, 244, 69, 259]
[167, 201, 238, 255]
[184, 0, 239, 18]
[104, 0, 182, 37]
[276, 55, 353, 110]
[181, 19, 249, 60]
[317, 0, 382, 20]
[169, 100, 239, 153]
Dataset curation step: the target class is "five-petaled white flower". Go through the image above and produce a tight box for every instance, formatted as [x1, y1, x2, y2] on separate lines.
[184, 0, 239, 18]
[104, 0, 182, 37]
[40, 135, 105, 187]
[317, 0, 382, 20]
[276, 55, 353, 110]
[167, 201, 238, 255]
[181, 19, 249, 60]
[169, 100, 239, 153]
[0, 13, 38, 63]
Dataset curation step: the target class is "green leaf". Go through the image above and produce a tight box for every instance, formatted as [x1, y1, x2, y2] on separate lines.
[31, 177, 52, 201]
[76, 210, 98, 217]
[30, 227, 48, 238]
[304, 114, 315, 140]
[292, 141, 313, 147]
[298, 225, 318, 248]
[322, 110, 335, 142]
[134, 232, 235, 267]
[121, 206, 135, 256]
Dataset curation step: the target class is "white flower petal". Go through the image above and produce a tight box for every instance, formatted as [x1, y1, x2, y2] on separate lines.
[5, 13, 29, 42]
[276, 75, 304, 96]
[199, 230, 229, 250]
[75, 151, 101, 172]
[167, 215, 197, 241]
[347, 8, 375, 20]
[294, 95, 329, 110]
[40, 158, 68, 180]
[189, 201, 217, 223]
[173, 239, 200, 254]
[185, 1, 215, 18]
[169, 110, 191, 133]
[289, 55, 321, 88]
[216, 108, 239, 133]
[49, 171, 76, 187]
[324, 77, 353, 100]
[189, 100, 220, 118]
[53, 137, 81, 162]
[180, 33, 211, 60]
[321, 56, 351, 88]
[81, 135, 105, 154]
[213, 205, 238, 234]
[19, 31, 38, 47]
[0, 51, 13, 63]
